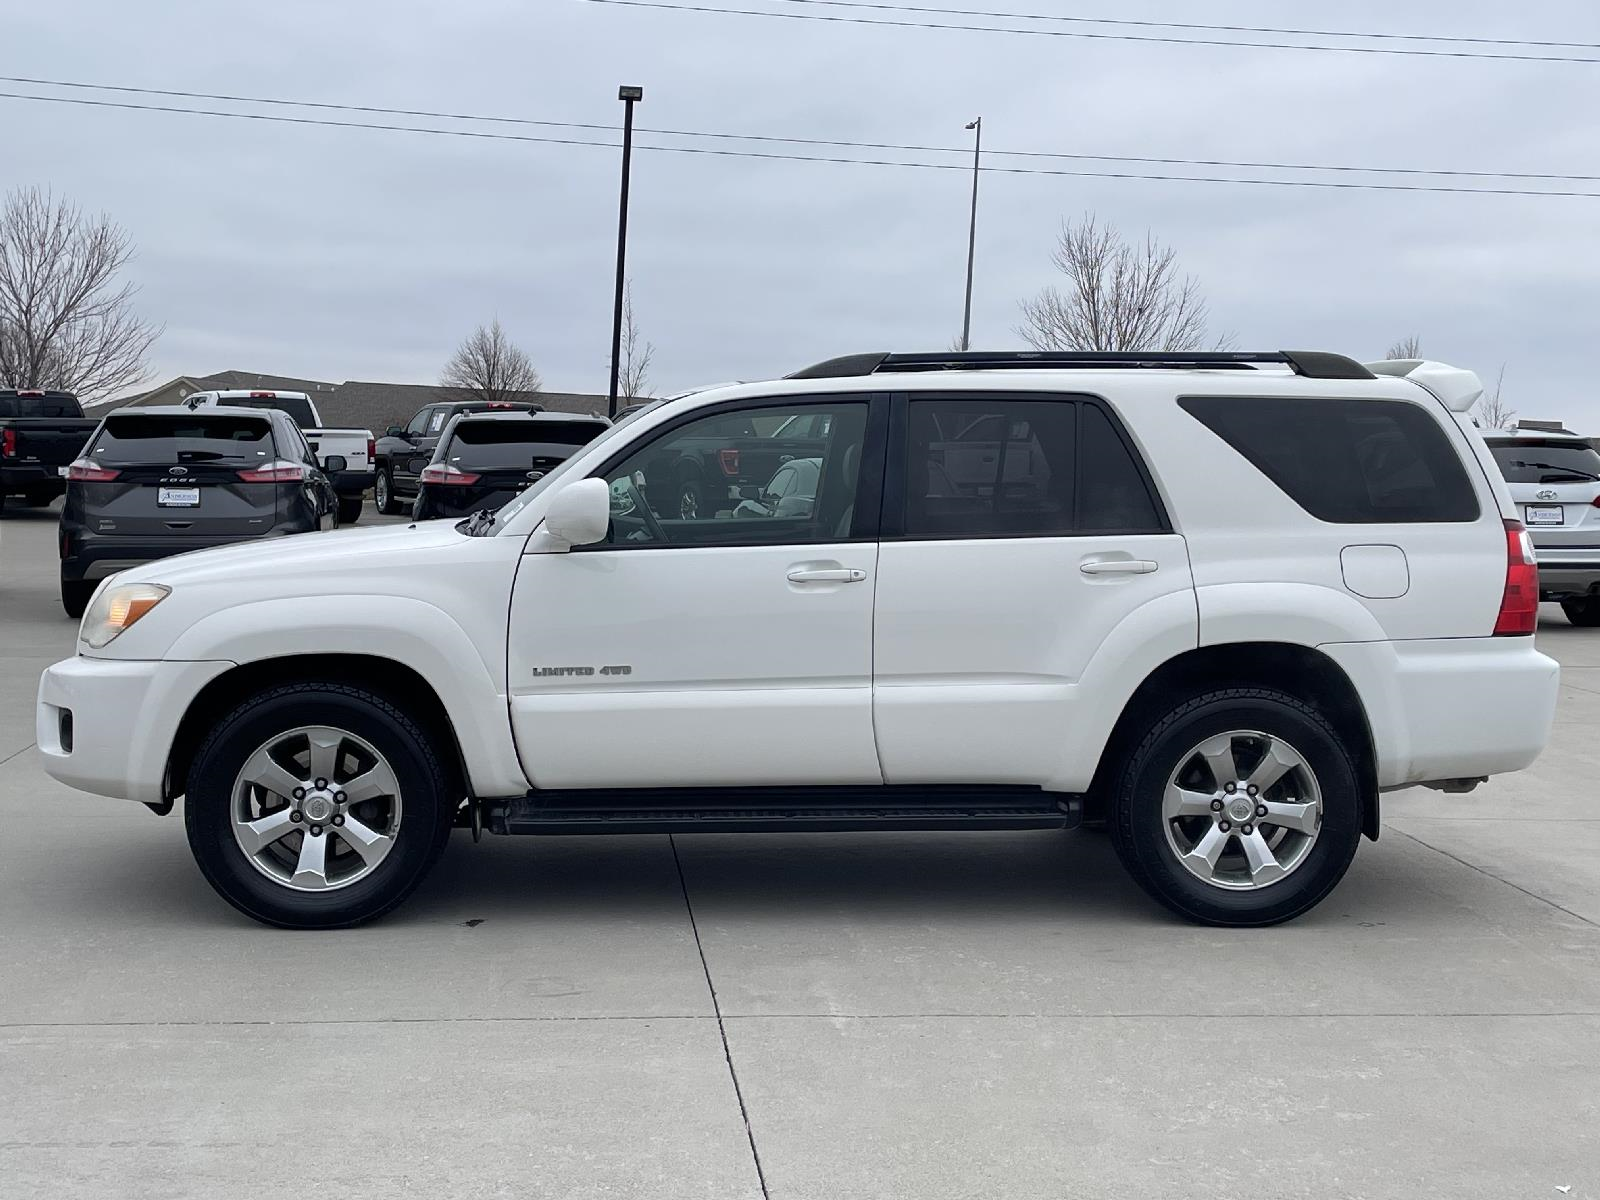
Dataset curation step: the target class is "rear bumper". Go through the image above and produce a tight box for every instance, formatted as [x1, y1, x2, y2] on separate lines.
[331, 470, 375, 496]
[61, 530, 300, 583]
[1321, 637, 1560, 789]
[37, 655, 234, 804]
[0, 463, 66, 493]
[1535, 554, 1600, 599]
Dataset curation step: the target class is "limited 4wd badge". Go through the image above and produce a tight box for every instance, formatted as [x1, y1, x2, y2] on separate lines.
[531, 665, 633, 677]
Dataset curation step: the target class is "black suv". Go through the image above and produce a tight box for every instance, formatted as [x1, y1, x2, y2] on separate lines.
[373, 400, 542, 514]
[59, 406, 340, 616]
[413, 412, 610, 520]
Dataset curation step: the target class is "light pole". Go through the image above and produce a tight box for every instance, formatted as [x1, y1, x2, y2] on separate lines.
[959, 117, 981, 353]
[608, 85, 643, 417]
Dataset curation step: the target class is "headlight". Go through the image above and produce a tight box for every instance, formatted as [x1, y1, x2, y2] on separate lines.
[81, 583, 171, 649]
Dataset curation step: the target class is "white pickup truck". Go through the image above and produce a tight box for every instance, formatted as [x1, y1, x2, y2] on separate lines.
[37, 351, 1558, 930]
[184, 390, 372, 524]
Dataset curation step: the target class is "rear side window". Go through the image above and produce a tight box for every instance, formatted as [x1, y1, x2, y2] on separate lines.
[1485, 439, 1600, 484]
[447, 420, 606, 468]
[901, 396, 1165, 538]
[91, 415, 275, 464]
[1180, 395, 1480, 524]
[0, 392, 83, 418]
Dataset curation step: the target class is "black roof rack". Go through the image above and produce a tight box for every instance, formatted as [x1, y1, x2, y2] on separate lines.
[785, 349, 1376, 382]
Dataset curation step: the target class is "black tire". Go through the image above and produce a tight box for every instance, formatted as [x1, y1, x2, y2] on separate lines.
[61, 579, 95, 619]
[337, 495, 364, 526]
[1561, 597, 1600, 627]
[1108, 687, 1362, 927]
[375, 468, 403, 515]
[184, 682, 455, 929]
[23, 489, 55, 507]
[676, 470, 706, 520]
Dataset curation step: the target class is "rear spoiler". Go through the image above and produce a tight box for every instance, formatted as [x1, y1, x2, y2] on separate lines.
[1365, 359, 1484, 413]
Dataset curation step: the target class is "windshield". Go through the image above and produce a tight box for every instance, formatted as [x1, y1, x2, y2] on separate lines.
[481, 402, 662, 532]
[91, 414, 275, 464]
[1487, 439, 1600, 483]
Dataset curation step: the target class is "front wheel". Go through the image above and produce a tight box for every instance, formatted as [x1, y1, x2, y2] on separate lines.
[337, 495, 364, 525]
[1561, 596, 1600, 627]
[184, 683, 455, 928]
[1108, 688, 1362, 927]
[61, 579, 95, 619]
[375, 469, 402, 515]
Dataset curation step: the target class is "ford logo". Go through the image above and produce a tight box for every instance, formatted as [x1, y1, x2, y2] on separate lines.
[1536, 488, 1558, 501]
[169, 466, 189, 477]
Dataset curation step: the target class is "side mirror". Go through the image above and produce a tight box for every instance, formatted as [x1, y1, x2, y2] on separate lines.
[537, 478, 610, 550]
[385, 425, 406, 439]
[322, 454, 347, 473]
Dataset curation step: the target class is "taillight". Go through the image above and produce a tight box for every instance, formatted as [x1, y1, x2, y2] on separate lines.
[66, 458, 120, 482]
[237, 461, 305, 483]
[420, 464, 480, 486]
[718, 448, 740, 475]
[1591, 495, 1600, 508]
[249, 391, 277, 399]
[1, 429, 14, 457]
[366, 437, 375, 461]
[1494, 519, 1539, 636]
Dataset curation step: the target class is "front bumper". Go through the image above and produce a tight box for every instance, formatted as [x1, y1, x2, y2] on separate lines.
[1322, 637, 1560, 789]
[332, 469, 375, 496]
[37, 655, 234, 804]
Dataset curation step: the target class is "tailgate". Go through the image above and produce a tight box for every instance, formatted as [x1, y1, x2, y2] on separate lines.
[6, 421, 97, 467]
[82, 462, 279, 536]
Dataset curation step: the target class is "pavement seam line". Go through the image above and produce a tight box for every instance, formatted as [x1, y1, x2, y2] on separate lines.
[670, 834, 772, 1200]
[0, 742, 36, 769]
[1391, 825, 1599, 928]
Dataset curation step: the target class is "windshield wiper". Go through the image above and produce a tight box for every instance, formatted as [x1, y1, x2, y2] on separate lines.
[458, 508, 498, 537]
[1514, 460, 1600, 482]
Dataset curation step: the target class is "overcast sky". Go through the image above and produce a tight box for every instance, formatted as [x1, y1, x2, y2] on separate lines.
[8, 0, 1600, 424]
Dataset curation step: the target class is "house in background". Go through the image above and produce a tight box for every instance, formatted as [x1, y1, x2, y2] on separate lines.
[100, 370, 609, 431]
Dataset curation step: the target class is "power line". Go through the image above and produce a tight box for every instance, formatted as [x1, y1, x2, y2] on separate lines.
[757, 0, 1600, 51]
[7, 90, 1600, 199]
[7, 75, 1598, 183]
[579, 0, 1600, 63]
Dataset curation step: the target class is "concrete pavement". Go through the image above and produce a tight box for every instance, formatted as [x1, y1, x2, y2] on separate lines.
[1, 501, 1596, 1198]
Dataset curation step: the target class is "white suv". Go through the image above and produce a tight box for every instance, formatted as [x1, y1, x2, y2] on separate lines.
[36, 350, 1560, 929]
[1482, 426, 1600, 626]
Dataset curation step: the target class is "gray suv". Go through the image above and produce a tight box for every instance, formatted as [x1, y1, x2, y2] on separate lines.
[1485, 428, 1600, 625]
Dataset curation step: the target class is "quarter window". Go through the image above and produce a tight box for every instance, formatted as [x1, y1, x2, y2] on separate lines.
[1180, 395, 1480, 523]
[598, 401, 870, 547]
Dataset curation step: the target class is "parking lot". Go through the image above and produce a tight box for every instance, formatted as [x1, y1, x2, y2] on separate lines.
[1, 500, 1597, 1198]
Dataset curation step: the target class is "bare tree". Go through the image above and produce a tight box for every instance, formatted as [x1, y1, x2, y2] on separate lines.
[1475, 364, 1515, 430]
[0, 187, 160, 403]
[615, 282, 654, 402]
[1386, 335, 1422, 360]
[440, 318, 541, 404]
[1016, 213, 1229, 352]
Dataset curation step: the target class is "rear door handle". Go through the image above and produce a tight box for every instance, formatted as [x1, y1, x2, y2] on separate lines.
[1080, 559, 1158, 576]
[788, 567, 867, 584]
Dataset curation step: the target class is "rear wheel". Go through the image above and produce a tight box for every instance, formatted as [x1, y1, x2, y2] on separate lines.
[676, 471, 706, 520]
[1561, 596, 1600, 627]
[1109, 687, 1362, 926]
[22, 489, 55, 507]
[337, 495, 364, 525]
[184, 683, 454, 929]
[375, 468, 402, 515]
[61, 579, 95, 619]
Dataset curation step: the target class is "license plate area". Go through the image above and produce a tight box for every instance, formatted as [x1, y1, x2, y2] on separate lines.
[1525, 505, 1564, 526]
[158, 486, 201, 507]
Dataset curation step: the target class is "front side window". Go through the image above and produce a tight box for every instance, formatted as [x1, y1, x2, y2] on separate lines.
[405, 408, 434, 437]
[1180, 394, 1480, 523]
[598, 401, 870, 547]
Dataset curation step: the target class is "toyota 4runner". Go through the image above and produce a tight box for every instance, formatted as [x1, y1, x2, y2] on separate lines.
[36, 350, 1560, 929]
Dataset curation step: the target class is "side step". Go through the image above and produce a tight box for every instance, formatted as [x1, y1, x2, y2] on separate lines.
[486, 786, 1081, 836]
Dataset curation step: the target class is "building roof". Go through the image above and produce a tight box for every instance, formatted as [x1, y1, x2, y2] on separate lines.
[99, 370, 609, 431]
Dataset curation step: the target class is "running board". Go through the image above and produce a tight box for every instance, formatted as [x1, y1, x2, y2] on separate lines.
[486, 786, 1081, 836]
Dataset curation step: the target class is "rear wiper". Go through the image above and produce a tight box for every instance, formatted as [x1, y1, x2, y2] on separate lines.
[1515, 460, 1600, 482]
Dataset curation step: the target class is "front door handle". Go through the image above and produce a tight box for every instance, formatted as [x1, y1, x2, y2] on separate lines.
[788, 567, 867, 584]
[1080, 559, 1158, 576]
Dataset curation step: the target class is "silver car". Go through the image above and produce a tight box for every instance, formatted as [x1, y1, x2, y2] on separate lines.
[1484, 428, 1600, 626]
